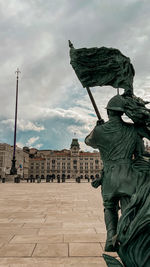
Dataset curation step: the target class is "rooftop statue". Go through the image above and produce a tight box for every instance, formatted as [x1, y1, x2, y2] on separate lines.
[69, 41, 150, 266]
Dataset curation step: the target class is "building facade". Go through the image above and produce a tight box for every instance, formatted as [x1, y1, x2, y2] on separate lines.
[29, 138, 103, 180]
[0, 143, 29, 179]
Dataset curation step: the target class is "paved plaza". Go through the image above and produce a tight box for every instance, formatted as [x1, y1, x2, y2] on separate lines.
[0, 182, 118, 267]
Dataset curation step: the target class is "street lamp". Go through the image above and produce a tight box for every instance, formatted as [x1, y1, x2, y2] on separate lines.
[10, 68, 21, 178]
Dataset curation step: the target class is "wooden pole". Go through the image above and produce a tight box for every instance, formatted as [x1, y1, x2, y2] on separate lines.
[86, 87, 102, 120]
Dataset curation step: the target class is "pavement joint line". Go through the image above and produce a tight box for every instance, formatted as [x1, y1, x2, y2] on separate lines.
[31, 243, 37, 257]
[8, 234, 16, 243]
[67, 242, 69, 257]
[93, 227, 97, 234]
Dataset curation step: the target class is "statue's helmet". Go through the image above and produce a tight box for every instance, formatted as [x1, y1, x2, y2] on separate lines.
[106, 95, 125, 112]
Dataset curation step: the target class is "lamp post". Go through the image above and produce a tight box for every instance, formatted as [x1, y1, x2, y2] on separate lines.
[10, 68, 21, 178]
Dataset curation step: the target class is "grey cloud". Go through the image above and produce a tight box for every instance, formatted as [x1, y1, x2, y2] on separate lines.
[0, 0, 150, 148]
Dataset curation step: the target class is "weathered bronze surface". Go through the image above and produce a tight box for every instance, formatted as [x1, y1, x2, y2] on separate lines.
[69, 41, 134, 95]
[85, 94, 150, 266]
[69, 43, 150, 266]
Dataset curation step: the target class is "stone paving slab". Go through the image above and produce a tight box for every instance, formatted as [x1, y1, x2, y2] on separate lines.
[10, 234, 64, 243]
[64, 233, 106, 243]
[69, 243, 103, 257]
[33, 243, 69, 257]
[0, 243, 35, 257]
[0, 183, 107, 266]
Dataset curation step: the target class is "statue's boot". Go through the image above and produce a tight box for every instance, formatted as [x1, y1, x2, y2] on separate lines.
[104, 208, 118, 252]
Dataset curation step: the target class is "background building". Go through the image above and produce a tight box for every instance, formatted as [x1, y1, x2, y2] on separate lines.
[28, 138, 103, 180]
[0, 143, 29, 179]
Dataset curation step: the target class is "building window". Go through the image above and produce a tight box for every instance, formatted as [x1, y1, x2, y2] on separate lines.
[90, 158, 93, 160]
[62, 158, 65, 160]
[73, 160, 77, 164]
[85, 158, 88, 160]
[73, 166, 77, 169]
[52, 160, 55, 164]
[95, 160, 99, 164]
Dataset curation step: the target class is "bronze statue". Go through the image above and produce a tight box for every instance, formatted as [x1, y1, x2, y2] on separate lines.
[85, 94, 150, 252]
[69, 42, 150, 266]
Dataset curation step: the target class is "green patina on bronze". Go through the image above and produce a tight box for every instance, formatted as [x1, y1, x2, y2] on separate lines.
[69, 41, 135, 95]
[85, 94, 150, 266]
[69, 42, 150, 266]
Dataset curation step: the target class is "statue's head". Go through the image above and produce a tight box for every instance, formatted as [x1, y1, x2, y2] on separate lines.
[106, 95, 125, 117]
[106, 95, 125, 112]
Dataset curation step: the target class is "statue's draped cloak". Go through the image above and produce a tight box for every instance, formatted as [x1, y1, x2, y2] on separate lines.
[85, 118, 141, 199]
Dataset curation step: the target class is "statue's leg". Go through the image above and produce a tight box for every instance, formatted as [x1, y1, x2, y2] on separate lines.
[103, 198, 119, 252]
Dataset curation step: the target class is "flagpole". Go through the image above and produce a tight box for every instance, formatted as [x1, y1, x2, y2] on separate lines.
[86, 87, 102, 120]
[10, 68, 21, 178]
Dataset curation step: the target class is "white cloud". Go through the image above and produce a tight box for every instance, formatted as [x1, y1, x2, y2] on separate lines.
[26, 136, 39, 146]
[79, 141, 99, 153]
[35, 143, 43, 149]
[1, 119, 45, 132]
[17, 137, 43, 149]
[16, 142, 24, 148]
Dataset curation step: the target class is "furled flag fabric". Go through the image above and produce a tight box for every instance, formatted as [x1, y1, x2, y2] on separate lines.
[69, 45, 135, 95]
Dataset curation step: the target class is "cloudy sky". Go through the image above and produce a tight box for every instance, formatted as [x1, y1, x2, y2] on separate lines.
[0, 0, 150, 151]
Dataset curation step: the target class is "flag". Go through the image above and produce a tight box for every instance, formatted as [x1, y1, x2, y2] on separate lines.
[70, 45, 135, 95]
